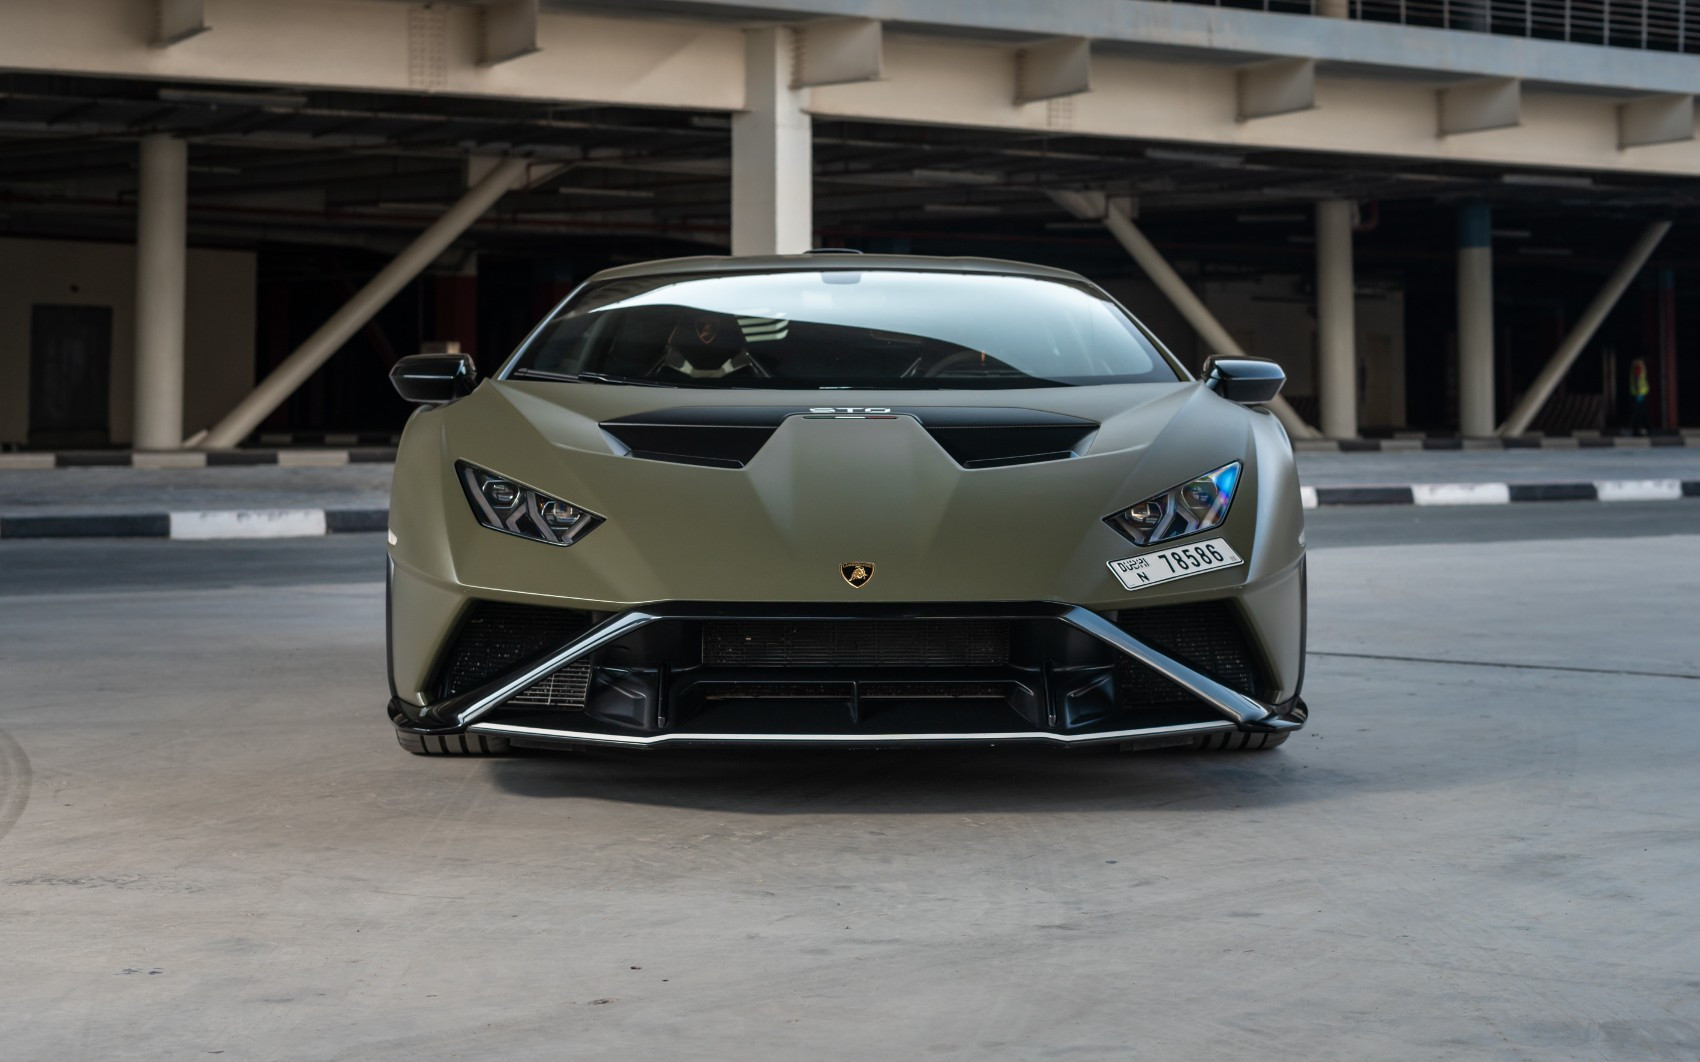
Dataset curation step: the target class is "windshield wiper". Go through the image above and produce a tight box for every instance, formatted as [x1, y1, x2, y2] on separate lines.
[511, 368, 672, 387]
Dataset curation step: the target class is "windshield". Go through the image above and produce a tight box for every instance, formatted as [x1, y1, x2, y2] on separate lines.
[503, 269, 1180, 389]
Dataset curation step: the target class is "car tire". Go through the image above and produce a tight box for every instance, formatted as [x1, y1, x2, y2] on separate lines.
[395, 729, 511, 756]
[1192, 730, 1289, 751]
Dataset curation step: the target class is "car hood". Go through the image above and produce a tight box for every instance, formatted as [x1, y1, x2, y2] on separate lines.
[391, 379, 1300, 608]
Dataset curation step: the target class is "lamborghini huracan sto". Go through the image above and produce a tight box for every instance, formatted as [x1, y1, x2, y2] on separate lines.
[384, 253, 1308, 755]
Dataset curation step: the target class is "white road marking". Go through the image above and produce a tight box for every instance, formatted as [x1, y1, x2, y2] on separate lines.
[169, 509, 328, 540]
[1412, 482, 1512, 506]
[1595, 479, 1682, 502]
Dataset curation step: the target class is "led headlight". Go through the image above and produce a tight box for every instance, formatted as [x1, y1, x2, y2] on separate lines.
[457, 462, 603, 546]
[1105, 462, 1241, 547]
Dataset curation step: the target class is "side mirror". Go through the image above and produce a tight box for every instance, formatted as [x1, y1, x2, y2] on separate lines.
[1202, 357, 1285, 404]
[390, 352, 476, 405]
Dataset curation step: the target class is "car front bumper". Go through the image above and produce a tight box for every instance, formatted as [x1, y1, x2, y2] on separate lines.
[388, 598, 1308, 750]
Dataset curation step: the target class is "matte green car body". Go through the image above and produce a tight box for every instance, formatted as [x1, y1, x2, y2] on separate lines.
[386, 254, 1306, 751]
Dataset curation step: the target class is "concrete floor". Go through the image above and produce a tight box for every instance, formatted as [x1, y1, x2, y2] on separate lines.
[2, 509, 1698, 1060]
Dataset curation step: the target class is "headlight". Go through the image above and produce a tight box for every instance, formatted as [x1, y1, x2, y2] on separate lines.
[457, 462, 604, 546]
[1105, 462, 1241, 547]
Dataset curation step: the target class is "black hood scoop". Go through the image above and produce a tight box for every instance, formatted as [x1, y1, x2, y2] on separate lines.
[600, 407, 790, 469]
[601, 407, 1098, 470]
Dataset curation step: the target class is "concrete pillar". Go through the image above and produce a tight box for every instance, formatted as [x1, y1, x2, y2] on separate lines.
[133, 134, 188, 450]
[1316, 199, 1357, 439]
[1457, 202, 1495, 436]
[732, 27, 812, 255]
[1317, 0, 1351, 18]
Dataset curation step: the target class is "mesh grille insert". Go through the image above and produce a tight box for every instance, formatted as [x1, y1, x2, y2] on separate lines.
[702, 620, 1010, 668]
[1113, 601, 1261, 706]
[439, 601, 593, 708]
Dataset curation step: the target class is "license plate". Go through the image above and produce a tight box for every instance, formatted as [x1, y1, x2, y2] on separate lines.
[1107, 537, 1244, 591]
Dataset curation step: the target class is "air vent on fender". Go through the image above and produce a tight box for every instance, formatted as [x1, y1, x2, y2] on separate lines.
[600, 407, 787, 469]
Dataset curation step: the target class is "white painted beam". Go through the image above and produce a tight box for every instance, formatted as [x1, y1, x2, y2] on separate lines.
[645, 0, 1700, 99]
[1439, 77, 1520, 136]
[1237, 58, 1315, 121]
[733, 28, 812, 255]
[0, 2, 1695, 178]
[793, 18, 882, 87]
[479, 0, 539, 66]
[0, 1, 745, 112]
[152, 0, 207, 47]
[1619, 94, 1695, 149]
[811, 36, 1700, 178]
[1016, 37, 1091, 104]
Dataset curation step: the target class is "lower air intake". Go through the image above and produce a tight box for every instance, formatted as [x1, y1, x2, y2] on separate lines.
[1113, 601, 1262, 706]
[439, 601, 594, 708]
[702, 620, 1010, 668]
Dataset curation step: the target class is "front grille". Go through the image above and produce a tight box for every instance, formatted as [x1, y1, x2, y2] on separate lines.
[702, 620, 1010, 668]
[704, 681, 1008, 700]
[508, 666, 592, 709]
[439, 601, 593, 708]
[1113, 601, 1262, 706]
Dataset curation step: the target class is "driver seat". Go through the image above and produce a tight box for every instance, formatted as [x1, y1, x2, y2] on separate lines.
[656, 313, 767, 379]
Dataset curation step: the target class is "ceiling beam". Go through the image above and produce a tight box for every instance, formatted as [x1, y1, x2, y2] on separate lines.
[479, 0, 539, 66]
[793, 18, 883, 87]
[1015, 37, 1091, 105]
[1619, 94, 1694, 149]
[1439, 78, 1520, 136]
[1237, 58, 1315, 121]
[152, 0, 207, 47]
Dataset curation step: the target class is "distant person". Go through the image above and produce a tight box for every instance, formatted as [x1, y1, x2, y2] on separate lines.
[1628, 357, 1650, 436]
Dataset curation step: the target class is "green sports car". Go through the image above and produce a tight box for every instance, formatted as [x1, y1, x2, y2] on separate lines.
[384, 253, 1308, 755]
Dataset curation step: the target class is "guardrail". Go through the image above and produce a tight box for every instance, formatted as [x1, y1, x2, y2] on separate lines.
[1169, 0, 1698, 54]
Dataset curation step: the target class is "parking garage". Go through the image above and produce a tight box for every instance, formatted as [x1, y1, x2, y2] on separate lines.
[2, 0, 1698, 454]
[2, 2, 1699, 1058]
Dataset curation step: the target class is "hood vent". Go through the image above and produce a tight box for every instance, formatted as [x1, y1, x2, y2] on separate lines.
[601, 406, 1097, 469]
[914, 408, 1097, 469]
[601, 407, 785, 469]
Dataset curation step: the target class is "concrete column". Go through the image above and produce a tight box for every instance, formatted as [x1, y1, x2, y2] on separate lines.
[1457, 202, 1495, 437]
[133, 134, 188, 450]
[732, 27, 811, 255]
[1317, 0, 1351, 18]
[1316, 199, 1357, 439]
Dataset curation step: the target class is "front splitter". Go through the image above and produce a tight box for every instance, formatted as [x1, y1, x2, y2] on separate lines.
[468, 718, 1250, 750]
